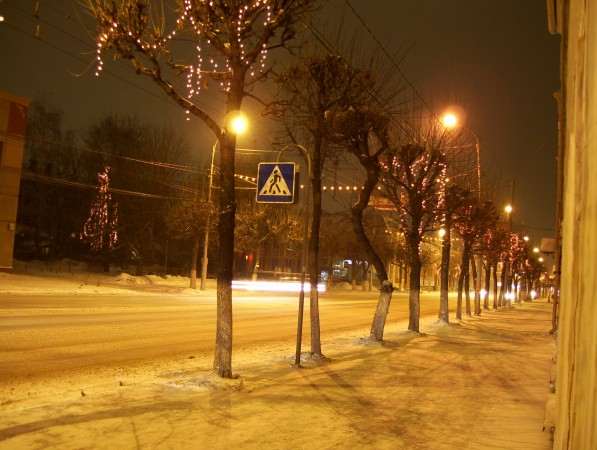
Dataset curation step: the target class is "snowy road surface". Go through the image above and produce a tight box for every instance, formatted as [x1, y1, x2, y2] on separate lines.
[0, 271, 554, 449]
[1, 289, 446, 381]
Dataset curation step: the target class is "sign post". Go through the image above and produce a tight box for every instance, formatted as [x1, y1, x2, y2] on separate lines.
[255, 148, 309, 367]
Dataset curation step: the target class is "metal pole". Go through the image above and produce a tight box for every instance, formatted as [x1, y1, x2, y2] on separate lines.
[474, 136, 483, 312]
[200, 141, 217, 290]
[504, 180, 515, 307]
[277, 144, 311, 367]
[294, 170, 310, 366]
[164, 239, 168, 277]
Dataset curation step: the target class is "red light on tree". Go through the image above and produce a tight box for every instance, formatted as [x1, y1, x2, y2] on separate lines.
[83, 166, 118, 271]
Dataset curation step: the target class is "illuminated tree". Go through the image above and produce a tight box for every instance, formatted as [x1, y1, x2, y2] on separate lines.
[84, 115, 191, 276]
[454, 196, 498, 318]
[480, 223, 510, 309]
[83, 166, 118, 272]
[379, 141, 446, 333]
[437, 184, 469, 323]
[508, 233, 531, 302]
[85, 0, 316, 377]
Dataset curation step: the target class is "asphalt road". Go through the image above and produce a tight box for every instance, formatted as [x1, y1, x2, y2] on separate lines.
[0, 290, 451, 381]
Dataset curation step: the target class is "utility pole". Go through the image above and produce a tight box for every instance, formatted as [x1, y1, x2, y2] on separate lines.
[504, 179, 515, 306]
[200, 141, 217, 290]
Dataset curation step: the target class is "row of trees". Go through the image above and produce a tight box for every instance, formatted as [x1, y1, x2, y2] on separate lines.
[71, 0, 547, 378]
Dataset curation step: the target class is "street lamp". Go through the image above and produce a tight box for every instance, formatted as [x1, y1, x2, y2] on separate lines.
[442, 110, 483, 310]
[503, 204, 514, 306]
[442, 113, 458, 128]
[200, 113, 248, 290]
[441, 112, 481, 195]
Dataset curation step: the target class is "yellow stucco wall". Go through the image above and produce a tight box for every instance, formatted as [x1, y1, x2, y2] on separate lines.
[553, 1, 597, 448]
[0, 91, 30, 270]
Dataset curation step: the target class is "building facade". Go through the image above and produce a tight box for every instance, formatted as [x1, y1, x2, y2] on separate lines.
[0, 91, 30, 272]
[549, 0, 597, 448]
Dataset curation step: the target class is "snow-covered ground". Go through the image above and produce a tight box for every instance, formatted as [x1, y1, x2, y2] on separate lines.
[0, 262, 555, 449]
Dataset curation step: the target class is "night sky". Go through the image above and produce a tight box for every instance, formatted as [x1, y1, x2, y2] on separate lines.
[0, 0, 560, 244]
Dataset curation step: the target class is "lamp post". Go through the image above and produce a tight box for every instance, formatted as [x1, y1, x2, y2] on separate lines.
[200, 114, 248, 290]
[442, 111, 483, 311]
[504, 204, 513, 306]
[200, 140, 217, 290]
[441, 112, 481, 195]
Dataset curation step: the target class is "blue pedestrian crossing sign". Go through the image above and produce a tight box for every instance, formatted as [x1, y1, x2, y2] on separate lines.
[256, 162, 296, 203]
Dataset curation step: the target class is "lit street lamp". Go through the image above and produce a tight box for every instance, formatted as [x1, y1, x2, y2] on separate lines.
[442, 110, 483, 311]
[441, 111, 481, 195]
[200, 113, 248, 290]
[503, 204, 514, 306]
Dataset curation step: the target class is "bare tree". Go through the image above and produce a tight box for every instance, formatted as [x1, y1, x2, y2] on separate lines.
[331, 106, 396, 340]
[235, 201, 304, 279]
[85, 0, 317, 377]
[21, 99, 81, 260]
[167, 182, 217, 288]
[268, 53, 375, 356]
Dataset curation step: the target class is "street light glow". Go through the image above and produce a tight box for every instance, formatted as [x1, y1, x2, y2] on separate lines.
[505, 205, 513, 214]
[229, 114, 248, 134]
[442, 113, 458, 128]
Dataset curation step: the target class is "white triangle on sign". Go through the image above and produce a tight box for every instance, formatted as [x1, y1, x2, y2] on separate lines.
[259, 165, 291, 196]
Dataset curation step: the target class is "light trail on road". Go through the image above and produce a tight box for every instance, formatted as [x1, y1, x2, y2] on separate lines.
[0, 290, 454, 382]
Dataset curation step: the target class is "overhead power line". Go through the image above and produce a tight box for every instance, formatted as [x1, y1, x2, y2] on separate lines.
[343, 0, 439, 123]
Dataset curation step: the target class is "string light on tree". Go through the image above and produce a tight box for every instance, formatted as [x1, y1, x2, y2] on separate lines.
[83, 166, 118, 254]
[93, 0, 274, 99]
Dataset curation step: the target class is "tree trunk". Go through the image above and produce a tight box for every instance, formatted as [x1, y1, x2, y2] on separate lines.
[471, 255, 480, 315]
[102, 230, 110, 273]
[408, 250, 422, 333]
[492, 262, 499, 309]
[190, 233, 199, 289]
[370, 281, 393, 340]
[456, 263, 464, 321]
[457, 240, 471, 319]
[484, 262, 491, 309]
[464, 262, 471, 316]
[438, 225, 451, 323]
[347, 153, 392, 341]
[498, 261, 506, 307]
[251, 245, 262, 281]
[213, 90, 243, 378]
[308, 151, 323, 356]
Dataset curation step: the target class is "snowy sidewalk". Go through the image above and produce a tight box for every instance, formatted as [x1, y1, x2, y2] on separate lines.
[0, 300, 555, 449]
